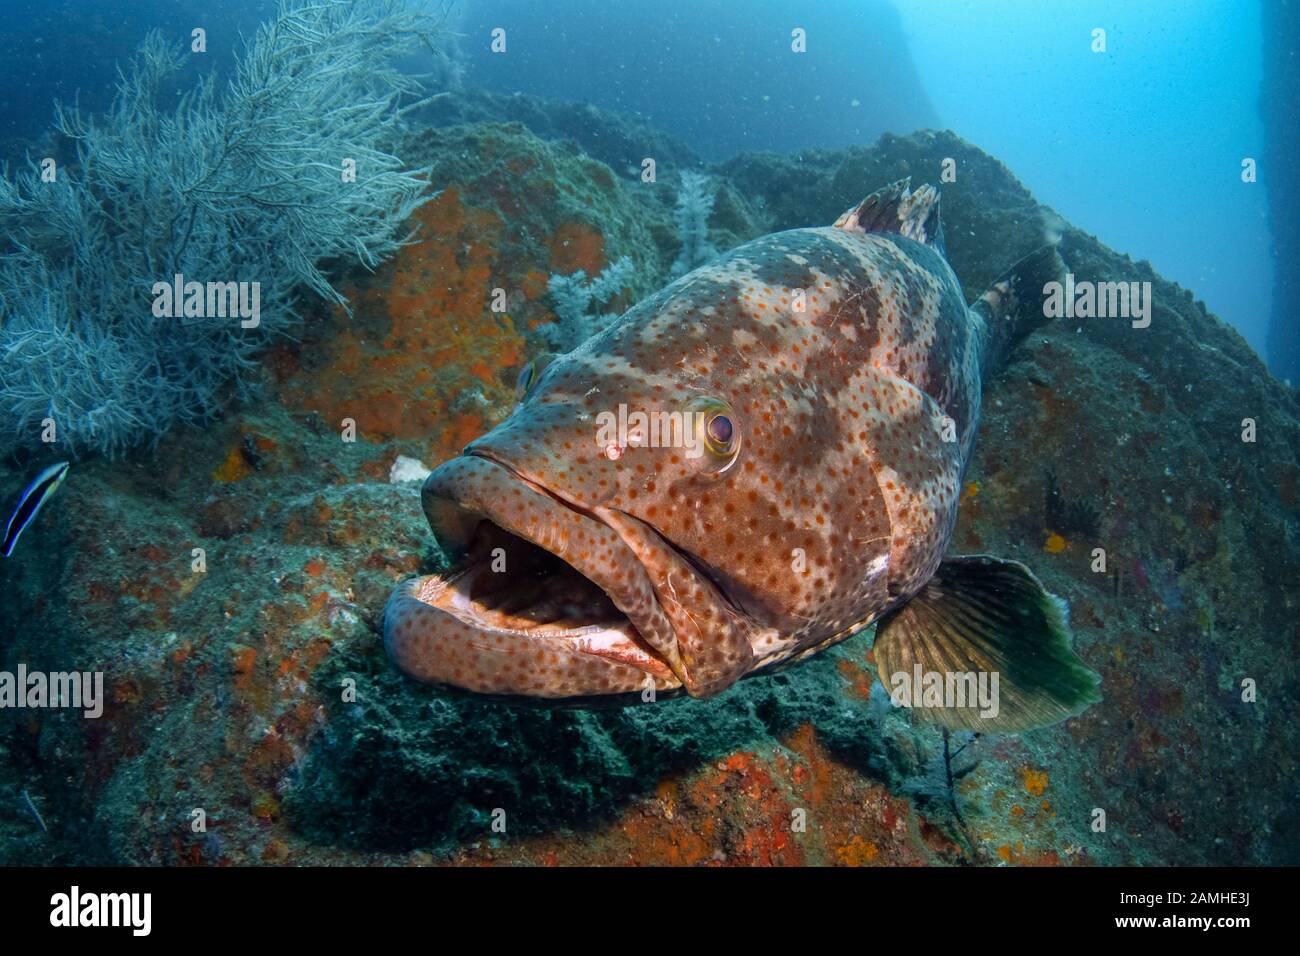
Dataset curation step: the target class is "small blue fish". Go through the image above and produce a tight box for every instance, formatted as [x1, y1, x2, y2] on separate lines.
[2, 461, 70, 558]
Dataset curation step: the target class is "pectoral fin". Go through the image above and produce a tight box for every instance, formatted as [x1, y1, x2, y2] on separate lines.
[872, 555, 1101, 732]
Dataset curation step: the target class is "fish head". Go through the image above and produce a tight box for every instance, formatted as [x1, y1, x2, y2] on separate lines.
[386, 262, 894, 700]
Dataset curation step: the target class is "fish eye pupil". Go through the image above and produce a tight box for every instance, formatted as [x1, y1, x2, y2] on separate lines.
[708, 414, 733, 446]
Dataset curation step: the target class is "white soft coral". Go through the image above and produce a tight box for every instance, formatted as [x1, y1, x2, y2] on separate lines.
[670, 171, 718, 277]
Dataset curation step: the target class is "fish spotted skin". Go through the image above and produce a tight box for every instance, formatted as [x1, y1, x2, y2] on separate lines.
[386, 181, 1034, 700]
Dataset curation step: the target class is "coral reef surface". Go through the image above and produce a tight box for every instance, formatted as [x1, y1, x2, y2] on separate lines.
[1, 122, 1296, 867]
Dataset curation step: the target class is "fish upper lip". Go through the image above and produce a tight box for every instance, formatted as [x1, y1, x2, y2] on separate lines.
[466, 449, 600, 522]
[467, 448, 746, 624]
[453, 449, 681, 676]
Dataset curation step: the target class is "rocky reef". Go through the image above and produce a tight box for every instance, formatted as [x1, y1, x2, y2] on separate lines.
[1, 120, 1296, 866]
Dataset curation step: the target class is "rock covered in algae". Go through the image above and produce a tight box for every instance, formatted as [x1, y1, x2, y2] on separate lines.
[0, 122, 1296, 866]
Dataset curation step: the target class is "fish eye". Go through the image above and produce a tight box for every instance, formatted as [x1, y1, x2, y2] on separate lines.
[706, 413, 733, 450]
[688, 396, 741, 473]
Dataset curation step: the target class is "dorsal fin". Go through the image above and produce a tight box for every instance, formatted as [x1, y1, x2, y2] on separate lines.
[833, 178, 944, 253]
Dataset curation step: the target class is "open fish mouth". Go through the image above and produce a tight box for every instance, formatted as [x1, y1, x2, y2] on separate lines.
[383, 453, 685, 698]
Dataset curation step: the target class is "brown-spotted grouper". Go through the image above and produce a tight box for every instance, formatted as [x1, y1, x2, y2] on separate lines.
[383, 179, 1101, 731]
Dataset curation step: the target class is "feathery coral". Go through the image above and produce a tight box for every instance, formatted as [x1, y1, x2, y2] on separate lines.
[0, 0, 438, 457]
[542, 256, 634, 350]
[670, 170, 718, 277]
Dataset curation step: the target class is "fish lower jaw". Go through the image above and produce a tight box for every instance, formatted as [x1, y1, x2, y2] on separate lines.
[434, 564, 673, 672]
[384, 548, 680, 698]
[392, 452, 687, 697]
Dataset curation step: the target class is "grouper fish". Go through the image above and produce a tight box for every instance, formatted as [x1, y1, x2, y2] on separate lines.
[384, 179, 1101, 732]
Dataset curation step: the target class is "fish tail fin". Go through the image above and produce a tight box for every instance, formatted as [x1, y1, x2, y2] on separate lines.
[972, 243, 1067, 372]
[871, 555, 1101, 733]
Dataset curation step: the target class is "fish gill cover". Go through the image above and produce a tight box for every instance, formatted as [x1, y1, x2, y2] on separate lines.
[0, 0, 1294, 883]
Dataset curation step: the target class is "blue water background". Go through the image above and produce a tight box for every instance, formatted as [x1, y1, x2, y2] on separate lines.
[0, 0, 1273, 356]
